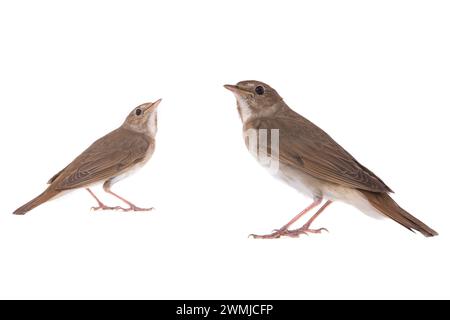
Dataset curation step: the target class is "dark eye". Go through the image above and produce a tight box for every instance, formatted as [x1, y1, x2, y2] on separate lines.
[135, 108, 142, 116]
[255, 86, 265, 95]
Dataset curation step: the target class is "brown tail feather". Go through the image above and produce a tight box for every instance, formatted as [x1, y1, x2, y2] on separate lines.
[360, 190, 438, 237]
[13, 189, 59, 215]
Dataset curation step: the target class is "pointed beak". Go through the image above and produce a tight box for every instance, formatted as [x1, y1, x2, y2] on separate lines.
[152, 98, 162, 108]
[144, 98, 162, 113]
[224, 84, 239, 92]
[224, 84, 253, 96]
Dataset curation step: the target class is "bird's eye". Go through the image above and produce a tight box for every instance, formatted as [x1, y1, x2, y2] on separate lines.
[255, 86, 265, 95]
[135, 108, 142, 116]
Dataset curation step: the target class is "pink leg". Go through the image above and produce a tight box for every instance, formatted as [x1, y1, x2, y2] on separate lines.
[284, 200, 332, 237]
[249, 198, 322, 239]
[86, 188, 123, 211]
[103, 181, 153, 212]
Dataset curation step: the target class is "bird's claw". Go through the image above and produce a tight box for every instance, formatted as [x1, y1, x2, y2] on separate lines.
[91, 205, 154, 212]
[249, 226, 328, 239]
[119, 206, 154, 212]
[91, 205, 124, 211]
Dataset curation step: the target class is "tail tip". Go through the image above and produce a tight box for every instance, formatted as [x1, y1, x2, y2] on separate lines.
[12, 208, 27, 215]
[425, 230, 439, 237]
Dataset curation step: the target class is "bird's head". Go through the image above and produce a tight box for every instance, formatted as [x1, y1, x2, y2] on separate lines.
[224, 80, 283, 122]
[123, 99, 162, 136]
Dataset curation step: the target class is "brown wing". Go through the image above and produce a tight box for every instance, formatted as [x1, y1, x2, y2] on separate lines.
[48, 165, 69, 184]
[50, 128, 150, 190]
[245, 115, 392, 193]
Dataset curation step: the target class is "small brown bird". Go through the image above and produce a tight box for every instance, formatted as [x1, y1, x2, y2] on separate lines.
[224, 81, 438, 238]
[14, 99, 162, 215]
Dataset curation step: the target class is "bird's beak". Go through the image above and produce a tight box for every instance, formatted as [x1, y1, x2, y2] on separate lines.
[144, 98, 162, 113]
[224, 84, 253, 96]
[224, 84, 239, 92]
[152, 98, 162, 108]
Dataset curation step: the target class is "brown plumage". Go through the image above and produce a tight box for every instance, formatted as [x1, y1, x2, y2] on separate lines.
[360, 191, 437, 237]
[225, 80, 437, 238]
[244, 114, 392, 193]
[13, 189, 60, 216]
[14, 100, 161, 215]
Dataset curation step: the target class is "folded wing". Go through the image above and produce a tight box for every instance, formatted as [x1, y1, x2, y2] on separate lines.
[246, 116, 392, 193]
[49, 128, 150, 190]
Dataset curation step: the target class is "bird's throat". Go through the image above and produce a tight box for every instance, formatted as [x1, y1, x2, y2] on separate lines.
[236, 97, 254, 123]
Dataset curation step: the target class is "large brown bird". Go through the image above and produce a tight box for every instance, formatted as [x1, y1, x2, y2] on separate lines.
[224, 81, 437, 238]
[14, 99, 161, 215]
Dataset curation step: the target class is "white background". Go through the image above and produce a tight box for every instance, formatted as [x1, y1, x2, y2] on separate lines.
[0, 0, 449, 300]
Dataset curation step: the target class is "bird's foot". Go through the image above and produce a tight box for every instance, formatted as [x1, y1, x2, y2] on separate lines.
[249, 225, 328, 239]
[283, 226, 328, 237]
[91, 204, 153, 212]
[91, 204, 125, 211]
[118, 205, 154, 212]
[249, 227, 290, 239]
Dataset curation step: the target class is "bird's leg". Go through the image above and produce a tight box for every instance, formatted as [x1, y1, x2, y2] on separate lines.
[86, 188, 123, 211]
[284, 200, 332, 237]
[103, 181, 153, 212]
[249, 198, 322, 239]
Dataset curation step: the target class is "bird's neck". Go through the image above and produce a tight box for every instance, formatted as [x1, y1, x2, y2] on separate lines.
[238, 100, 287, 126]
[146, 111, 158, 137]
[120, 124, 155, 140]
[121, 113, 157, 138]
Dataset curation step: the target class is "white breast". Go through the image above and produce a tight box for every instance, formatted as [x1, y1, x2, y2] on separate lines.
[269, 163, 323, 199]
